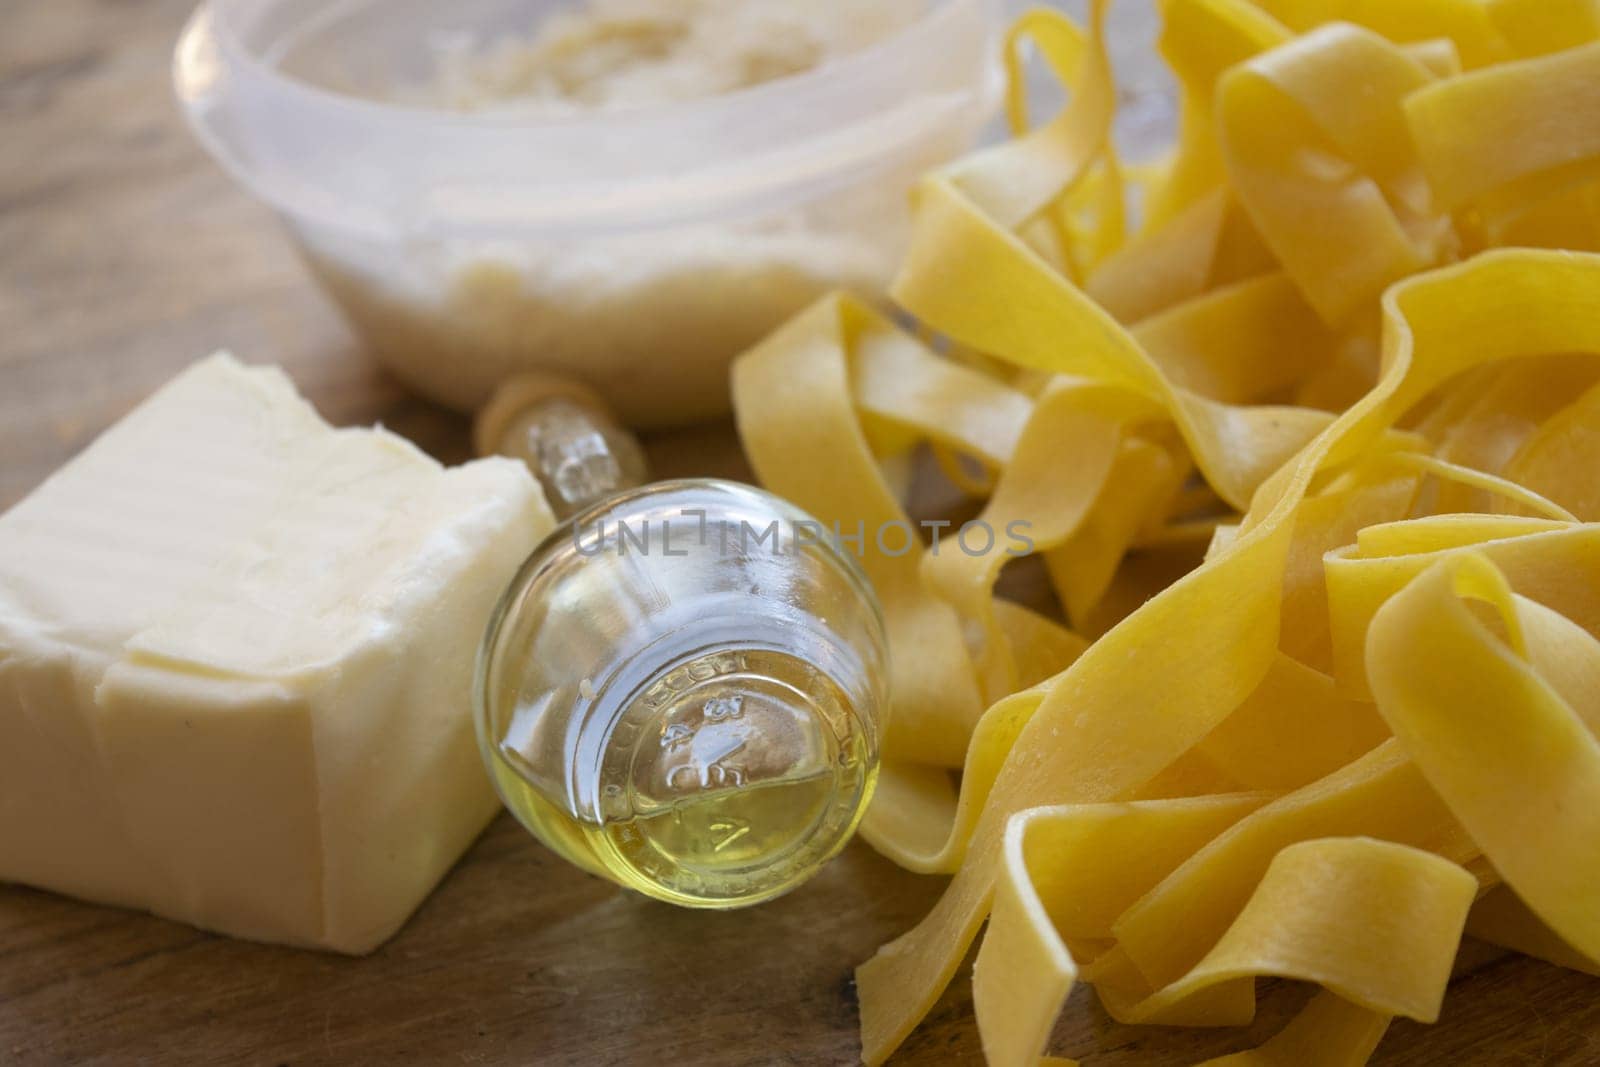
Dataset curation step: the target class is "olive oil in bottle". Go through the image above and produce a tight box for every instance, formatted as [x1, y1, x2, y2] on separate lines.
[476, 481, 887, 907]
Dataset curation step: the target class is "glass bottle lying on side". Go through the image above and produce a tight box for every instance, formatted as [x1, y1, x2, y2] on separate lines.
[475, 479, 887, 907]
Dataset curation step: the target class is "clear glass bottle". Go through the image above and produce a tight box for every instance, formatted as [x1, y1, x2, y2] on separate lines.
[475, 479, 888, 907]
[475, 374, 649, 519]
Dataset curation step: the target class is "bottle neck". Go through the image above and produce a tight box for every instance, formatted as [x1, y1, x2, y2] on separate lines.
[475, 375, 649, 518]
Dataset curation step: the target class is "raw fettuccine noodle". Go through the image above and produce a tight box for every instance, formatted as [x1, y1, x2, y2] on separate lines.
[731, 0, 1600, 1062]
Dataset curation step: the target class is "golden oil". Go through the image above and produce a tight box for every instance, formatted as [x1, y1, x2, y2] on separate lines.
[486, 648, 877, 906]
[476, 481, 887, 908]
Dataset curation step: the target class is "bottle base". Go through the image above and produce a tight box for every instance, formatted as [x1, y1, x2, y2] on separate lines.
[590, 647, 876, 907]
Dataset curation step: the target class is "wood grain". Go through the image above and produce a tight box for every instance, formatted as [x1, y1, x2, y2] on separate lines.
[1, 2, 1597, 1064]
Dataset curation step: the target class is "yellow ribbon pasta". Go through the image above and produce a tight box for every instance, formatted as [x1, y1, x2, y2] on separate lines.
[730, 1, 1600, 1062]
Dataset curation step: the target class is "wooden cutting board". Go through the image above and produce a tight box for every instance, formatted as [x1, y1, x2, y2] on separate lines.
[2, 2, 1597, 1062]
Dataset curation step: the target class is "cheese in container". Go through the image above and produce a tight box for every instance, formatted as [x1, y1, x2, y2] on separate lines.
[174, 0, 1004, 427]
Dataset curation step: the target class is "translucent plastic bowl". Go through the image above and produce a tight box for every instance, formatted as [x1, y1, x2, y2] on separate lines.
[174, 0, 1004, 427]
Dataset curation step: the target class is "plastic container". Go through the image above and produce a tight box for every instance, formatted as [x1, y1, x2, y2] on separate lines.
[174, 0, 1004, 427]
[475, 479, 888, 906]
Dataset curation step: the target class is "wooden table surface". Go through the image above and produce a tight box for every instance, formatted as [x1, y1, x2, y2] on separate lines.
[3, 2, 1598, 1063]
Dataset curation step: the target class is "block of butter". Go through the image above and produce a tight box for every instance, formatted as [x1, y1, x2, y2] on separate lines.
[0, 354, 552, 952]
